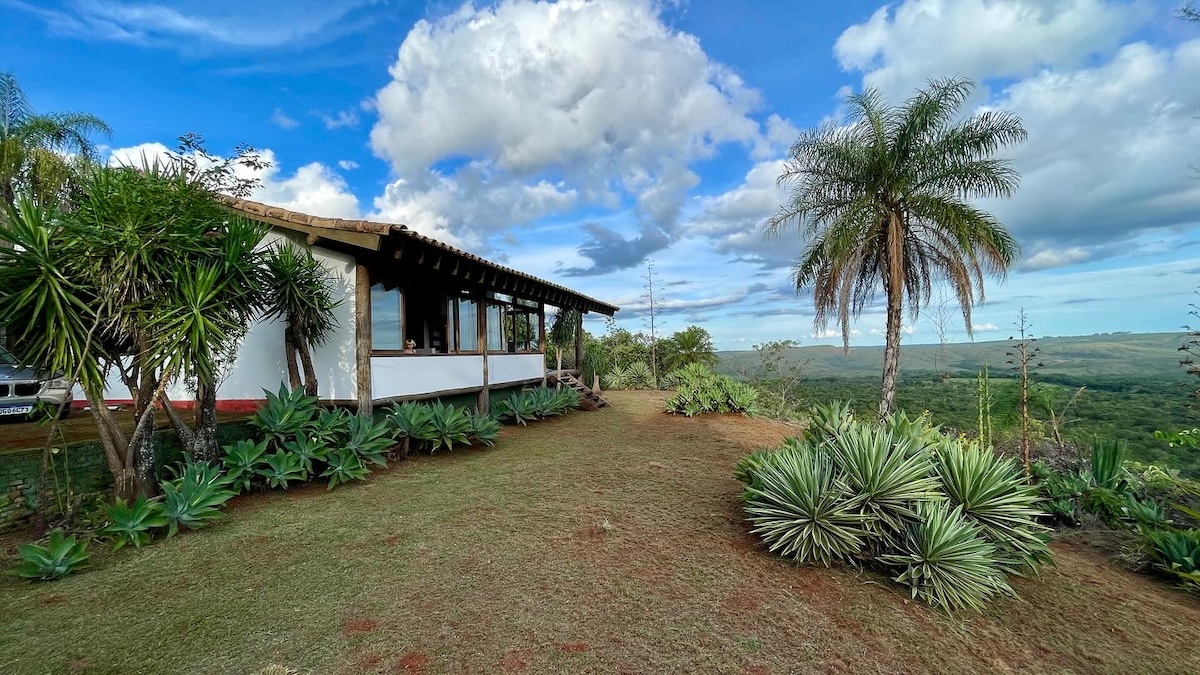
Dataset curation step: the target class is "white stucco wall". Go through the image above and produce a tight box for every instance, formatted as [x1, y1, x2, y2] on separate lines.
[75, 231, 358, 404]
[488, 354, 545, 386]
[371, 355, 485, 400]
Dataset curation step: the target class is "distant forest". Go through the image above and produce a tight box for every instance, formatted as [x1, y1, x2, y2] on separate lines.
[718, 332, 1200, 476]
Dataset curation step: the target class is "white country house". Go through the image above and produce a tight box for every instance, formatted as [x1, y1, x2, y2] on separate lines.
[79, 197, 618, 414]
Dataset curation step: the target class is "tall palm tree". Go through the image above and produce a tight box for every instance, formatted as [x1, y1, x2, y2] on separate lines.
[767, 77, 1024, 417]
[0, 71, 110, 210]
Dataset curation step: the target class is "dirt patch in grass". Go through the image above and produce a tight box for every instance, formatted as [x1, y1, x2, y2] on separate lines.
[2, 390, 1198, 674]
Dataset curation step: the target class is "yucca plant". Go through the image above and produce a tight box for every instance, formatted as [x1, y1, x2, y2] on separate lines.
[160, 461, 236, 536]
[386, 401, 436, 457]
[831, 423, 942, 539]
[802, 401, 855, 445]
[743, 443, 871, 566]
[102, 495, 168, 550]
[282, 434, 328, 479]
[734, 448, 778, 491]
[879, 502, 1012, 613]
[256, 450, 307, 489]
[934, 439, 1051, 573]
[250, 384, 319, 448]
[321, 449, 371, 490]
[427, 402, 472, 453]
[222, 438, 268, 493]
[13, 530, 90, 581]
[345, 414, 395, 467]
[469, 412, 502, 447]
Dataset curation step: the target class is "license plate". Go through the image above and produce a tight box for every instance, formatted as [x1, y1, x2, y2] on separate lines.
[0, 405, 33, 416]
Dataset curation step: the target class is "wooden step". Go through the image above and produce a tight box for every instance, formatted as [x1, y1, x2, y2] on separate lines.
[547, 370, 610, 411]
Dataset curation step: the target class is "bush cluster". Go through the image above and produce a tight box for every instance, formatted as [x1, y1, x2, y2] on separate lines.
[17, 383, 580, 581]
[497, 387, 580, 425]
[664, 364, 758, 417]
[1033, 440, 1200, 591]
[736, 402, 1051, 612]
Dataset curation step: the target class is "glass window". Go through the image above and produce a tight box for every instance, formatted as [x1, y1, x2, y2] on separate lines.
[487, 303, 505, 351]
[371, 284, 403, 350]
[457, 297, 479, 352]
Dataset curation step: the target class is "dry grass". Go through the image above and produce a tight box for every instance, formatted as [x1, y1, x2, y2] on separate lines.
[2, 391, 1199, 674]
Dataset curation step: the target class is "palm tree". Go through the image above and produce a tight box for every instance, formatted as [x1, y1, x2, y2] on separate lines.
[666, 325, 718, 371]
[261, 243, 340, 397]
[767, 77, 1024, 417]
[0, 72, 110, 210]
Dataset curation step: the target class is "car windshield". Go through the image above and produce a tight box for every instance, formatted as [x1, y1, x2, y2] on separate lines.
[0, 347, 18, 367]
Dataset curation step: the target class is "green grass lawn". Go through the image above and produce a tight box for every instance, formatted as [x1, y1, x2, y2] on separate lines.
[2, 391, 1199, 674]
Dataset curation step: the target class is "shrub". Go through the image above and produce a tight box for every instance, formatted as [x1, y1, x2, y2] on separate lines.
[346, 414, 395, 467]
[257, 450, 307, 489]
[605, 361, 654, 390]
[161, 460, 236, 536]
[102, 495, 168, 550]
[1144, 529, 1200, 588]
[469, 412, 502, 447]
[664, 366, 757, 417]
[282, 434, 328, 479]
[310, 407, 351, 448]
[934, 439, 1051, 573]
[13, 529, 89, 581]
[223, 439, 268, 493]
[738, 405, 1053, 612]
[742, 443, 871, 566]
[879, 502, 1012, 613]
[498, 391, 539, 425]
[386, 402, 436, 456]
[321, 449, 370, 490]
[426, 402, 473, 453]
[832, 424, 942, 539]
[250, 384, 318, 448]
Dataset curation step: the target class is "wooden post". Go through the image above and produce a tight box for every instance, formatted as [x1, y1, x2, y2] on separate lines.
[574, 310, 584, 373]
[477, 292, 490, 414]
[355, 263, 373, 417]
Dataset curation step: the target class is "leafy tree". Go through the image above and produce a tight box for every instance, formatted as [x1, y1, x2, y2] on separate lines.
[767, 77, 1023, 417]
[1182, 2, 1199, 23]
[0, 137, 268, 496]
[665, 325, 717, 370]
[261, 243, 340, 396]
[0, 72, 109, 211]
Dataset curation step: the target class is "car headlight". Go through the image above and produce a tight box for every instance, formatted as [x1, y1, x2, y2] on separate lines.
[42, 378, 72, 391]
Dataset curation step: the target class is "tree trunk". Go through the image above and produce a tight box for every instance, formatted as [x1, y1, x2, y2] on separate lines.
[284, 324, 302, 391]
[298, 340, 319, 397]
[879, 212, 905, 419]
[192, 382, 221, 462]
[86, 390, 137, 502]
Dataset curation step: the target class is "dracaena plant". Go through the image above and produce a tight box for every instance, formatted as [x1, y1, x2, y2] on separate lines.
[102, 495, 169, 550]
[13, 530, 90, 581]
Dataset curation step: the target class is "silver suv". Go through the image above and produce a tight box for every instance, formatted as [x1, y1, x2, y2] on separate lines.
[0, 346, 73, 419]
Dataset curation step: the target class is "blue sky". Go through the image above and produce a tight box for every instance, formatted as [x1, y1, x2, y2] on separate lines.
[4, 0, 1199, 349]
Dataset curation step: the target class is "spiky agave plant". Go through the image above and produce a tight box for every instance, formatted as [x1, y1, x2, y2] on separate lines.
[879, 502, 1012, 612]
[830, 422, 944, 542]
[742, 442, 871, 566]
[934, 438, 1051, 574]
[803, 401, 855, 445]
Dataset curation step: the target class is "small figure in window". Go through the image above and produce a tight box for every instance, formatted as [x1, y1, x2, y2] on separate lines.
[403, 338, 417, 354]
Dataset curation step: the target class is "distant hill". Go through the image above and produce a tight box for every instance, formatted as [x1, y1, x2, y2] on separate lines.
[717, 332, 1190, 382]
